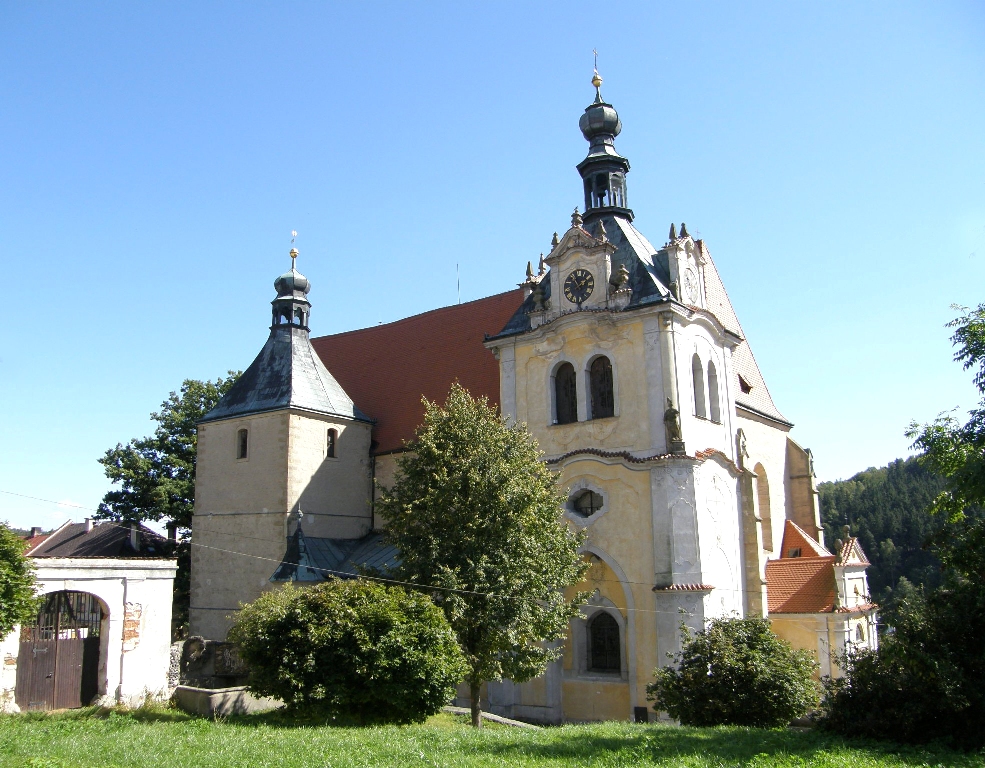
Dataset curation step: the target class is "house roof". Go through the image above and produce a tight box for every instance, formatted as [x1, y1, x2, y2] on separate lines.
[766, 520, 837, 614]
[766, 557, 837, 614]
[836, 537, 870, 566]
[310, 289, 525, 454]
[23, 533, 50, 554]
[28, 521, 172, 559]
[270, 527, 399, 582]
[202, 325, 370, 425]
[779, 520, 832, 559]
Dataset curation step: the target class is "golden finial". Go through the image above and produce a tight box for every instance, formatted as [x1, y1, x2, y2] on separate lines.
[591, 49, 603, 98]
[290, 247, 299, 268]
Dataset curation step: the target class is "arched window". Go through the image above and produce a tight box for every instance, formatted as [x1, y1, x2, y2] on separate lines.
[692, 354, 707, 418]
[589, 356, 614, 419]
[856, 623, 866, 642]
[554, 363, 577, 424]
[707, 361, 721, 423]
[237, 428, 249, 460]
[572, 490, 603, 517]
[327, 429, 337, 458]
[588, 612, 620, 672]
[754, 462, 773, 551]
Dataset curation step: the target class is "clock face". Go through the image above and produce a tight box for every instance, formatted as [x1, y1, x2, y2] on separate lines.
[563, 268, 595, 305]
[683, 268, 698, 303]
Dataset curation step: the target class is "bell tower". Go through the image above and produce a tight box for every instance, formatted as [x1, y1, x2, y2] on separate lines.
[577, 70, 633, 227]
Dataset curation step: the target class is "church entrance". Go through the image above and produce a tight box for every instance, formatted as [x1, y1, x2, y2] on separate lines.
[14, 591, 104, 711]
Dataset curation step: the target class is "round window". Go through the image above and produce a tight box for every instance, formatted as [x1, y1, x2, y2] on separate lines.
[572, 490, 603, 517]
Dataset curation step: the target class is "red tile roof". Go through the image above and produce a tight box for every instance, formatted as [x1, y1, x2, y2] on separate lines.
[766, 557, 836, 613]
[310, 289, 525, 454]
[779, 520, 831, 559]
[766, 520, 837, 614]
[23, 534, 49, 554]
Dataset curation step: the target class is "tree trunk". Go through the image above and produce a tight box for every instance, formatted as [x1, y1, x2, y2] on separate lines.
[470, 680, 482, 728]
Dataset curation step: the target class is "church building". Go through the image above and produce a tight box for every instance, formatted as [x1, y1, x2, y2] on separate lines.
[189, 72, 877, 723]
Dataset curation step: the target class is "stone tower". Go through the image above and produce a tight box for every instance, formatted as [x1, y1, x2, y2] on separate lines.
[189, 250, 374, 640]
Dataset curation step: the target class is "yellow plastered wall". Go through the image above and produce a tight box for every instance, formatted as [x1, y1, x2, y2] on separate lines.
[514, 318, 650, 454]
[190, 412, 290, 639]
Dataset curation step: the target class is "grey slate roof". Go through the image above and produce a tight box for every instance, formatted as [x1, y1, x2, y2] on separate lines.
[201, 325, 370, 424]
[270, 527, 400, 582]
[493, 214, 671, 339]
[492, 214, 789, 425]
[29, 521, 172, 559]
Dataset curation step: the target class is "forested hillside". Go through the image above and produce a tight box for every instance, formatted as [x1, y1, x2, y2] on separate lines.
[818, 457, 945, 606]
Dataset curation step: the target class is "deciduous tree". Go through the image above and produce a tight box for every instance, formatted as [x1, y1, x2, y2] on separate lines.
[378, 384, 588, 727]
[97, 373, 239, 632]
[0, 523, 39, 638]
[820, 304, 985, 749]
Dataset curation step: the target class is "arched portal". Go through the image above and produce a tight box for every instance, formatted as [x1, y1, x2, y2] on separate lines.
[14, 591, 105, 710]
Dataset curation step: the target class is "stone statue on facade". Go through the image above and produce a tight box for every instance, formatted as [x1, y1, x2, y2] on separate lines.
[664, 398, 685, 454]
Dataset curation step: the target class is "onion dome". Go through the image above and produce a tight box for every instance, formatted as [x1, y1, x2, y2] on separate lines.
[274, 248, 311, 297]
[579, 71, 622, 143]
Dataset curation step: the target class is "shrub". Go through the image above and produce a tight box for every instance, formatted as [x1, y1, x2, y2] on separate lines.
[228, 579, 467, 725]
[817, 577, 985, 750]
[647, 617, 820, 728]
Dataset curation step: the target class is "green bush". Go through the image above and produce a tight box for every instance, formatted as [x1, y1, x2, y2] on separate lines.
[647, 617, 820, 728]
[228, 579, 467, 725]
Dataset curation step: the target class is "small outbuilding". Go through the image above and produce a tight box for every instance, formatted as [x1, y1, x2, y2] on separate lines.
[766, 521, 878, 677]
[0, 519, 177, 712]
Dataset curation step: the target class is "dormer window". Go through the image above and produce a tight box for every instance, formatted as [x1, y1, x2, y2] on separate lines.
[237, 428, 249, 460]
[327, 428, 337, 458]
[738, 375, 753, 395]
[788, 547, 802, 558]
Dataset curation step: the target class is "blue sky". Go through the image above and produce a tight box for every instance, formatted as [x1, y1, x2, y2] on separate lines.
[1, 2, 983, 531]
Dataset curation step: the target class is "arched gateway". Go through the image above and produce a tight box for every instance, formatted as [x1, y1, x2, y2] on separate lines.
[15, 591, 105, 711]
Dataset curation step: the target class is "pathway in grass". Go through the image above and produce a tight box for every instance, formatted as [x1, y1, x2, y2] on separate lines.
[0, 709, 979, 768]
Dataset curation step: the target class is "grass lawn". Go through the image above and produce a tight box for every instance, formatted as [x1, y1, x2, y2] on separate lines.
[0, 707, 979, 768]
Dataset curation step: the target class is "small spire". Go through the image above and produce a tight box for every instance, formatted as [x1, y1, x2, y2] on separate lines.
[551, 232, 560, 249]
[669, 223, 677, 241]
[525, 261, 534, 280]
[596, 220, 608, 243]
[290, 247, 299, 269]
[680, 222, 688, 239]
[538, 254, 546, 275]
[572, 207, 583, 228]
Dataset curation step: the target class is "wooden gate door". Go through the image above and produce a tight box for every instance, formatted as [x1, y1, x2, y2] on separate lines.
[13, 639, 56, 711]
[14, 591, 104, 711]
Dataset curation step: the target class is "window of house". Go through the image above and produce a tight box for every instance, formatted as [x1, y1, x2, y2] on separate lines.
[554, 363, 577, 424]
[327, 429, 337, 458]
[237, 428, 249, 460]
[589, 612, 620, 672]
[738, 375, 753, 394]
[589, 356, 614, 419]
[572, 490, 603, 517]
[692, 354, 707, 418]
[788, 547, 802, 558]
[856, 624, 866, 642]
[707, 361, 721, 423]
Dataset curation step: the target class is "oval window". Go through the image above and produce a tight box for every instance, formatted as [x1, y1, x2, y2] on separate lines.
[573, 490, 603, 517]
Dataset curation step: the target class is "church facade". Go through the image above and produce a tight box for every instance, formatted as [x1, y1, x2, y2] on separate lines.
[189, 73, 877, 723]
